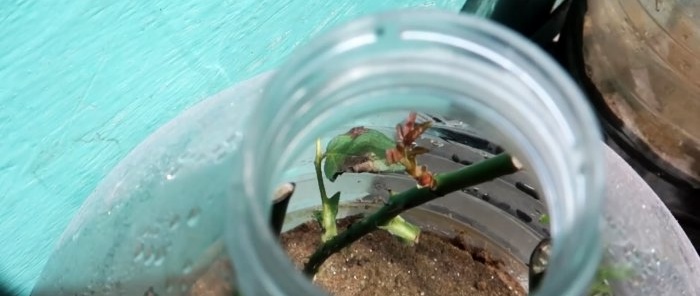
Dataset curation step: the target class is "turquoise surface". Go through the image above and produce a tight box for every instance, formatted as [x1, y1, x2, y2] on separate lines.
[0, 1, 462, 294]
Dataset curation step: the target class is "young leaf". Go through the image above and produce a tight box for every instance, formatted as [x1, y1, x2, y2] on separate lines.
[323, 127, 404, 181]
[386, 112, 436, 188]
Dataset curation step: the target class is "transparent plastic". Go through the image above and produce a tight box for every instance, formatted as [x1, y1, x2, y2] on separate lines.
[34, 10, 607, 296]
[33, 9, 700, 296]
[231, 10, 604, 296]
[32, 73, 270, 296]
[602, 145, 700, 295]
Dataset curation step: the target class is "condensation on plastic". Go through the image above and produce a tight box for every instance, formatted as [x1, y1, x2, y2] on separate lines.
[602, 145, 700, 296]
[32, 73, 271, 296]
[32, 70, 700, 296]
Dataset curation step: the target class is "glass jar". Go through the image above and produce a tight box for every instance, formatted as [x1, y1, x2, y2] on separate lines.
[229, 9, 604, 296]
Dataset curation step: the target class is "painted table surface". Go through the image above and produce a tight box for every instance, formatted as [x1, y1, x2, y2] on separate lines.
[0, 1, 463, 294]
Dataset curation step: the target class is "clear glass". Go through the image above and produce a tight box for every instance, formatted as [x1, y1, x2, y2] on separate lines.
[230, 9, 604, 296]
[583, 0, 700, 186]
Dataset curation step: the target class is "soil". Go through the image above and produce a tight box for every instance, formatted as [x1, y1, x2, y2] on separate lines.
[281, 216, 525, 296]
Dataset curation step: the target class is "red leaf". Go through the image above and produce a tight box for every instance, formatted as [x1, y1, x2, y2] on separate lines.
[386, 112, 436, 189]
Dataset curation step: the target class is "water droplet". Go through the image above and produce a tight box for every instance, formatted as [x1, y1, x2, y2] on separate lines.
[169, 215, 181, 231]
[226, 131, 243, 146]
[216, 152, 228, 161]
[143, 250, 155, 266]
[182, 261, 193, 274]
[165, 173, 175, 180]
[153, 249, 165, 266]
[187, 207, 201, 227]
[178, 152, 194, 163]
[429, 139, 444, 147]
[142, 227, 159, 238]
[133, 243, 145, 262]
[206, 192, 219, 205]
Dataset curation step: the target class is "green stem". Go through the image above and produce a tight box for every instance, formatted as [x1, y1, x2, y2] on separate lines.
[379, 215, 421, 244]
[315, 139, 340, 242]
[303, 153, 520, 275]
[378, 189, 421, 244]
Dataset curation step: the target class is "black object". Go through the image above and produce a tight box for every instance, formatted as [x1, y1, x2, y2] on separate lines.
[461, 0, 557, 37]
[461, 0, 573, 51]
[0, 282, 17, 296]
[271, 183, 295, 236]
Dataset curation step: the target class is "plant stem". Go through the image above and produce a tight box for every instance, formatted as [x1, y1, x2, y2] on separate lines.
[315, 139, 340, 242]
[378, 189, 421, 244]
[379, 215, 421, 244]
[303, 153, 520, 275]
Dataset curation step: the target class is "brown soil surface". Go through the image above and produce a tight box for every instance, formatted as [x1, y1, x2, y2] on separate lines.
[281, 216, 525, 296]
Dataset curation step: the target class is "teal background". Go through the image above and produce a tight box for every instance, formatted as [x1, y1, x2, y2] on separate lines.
[0, 1, 462, 294]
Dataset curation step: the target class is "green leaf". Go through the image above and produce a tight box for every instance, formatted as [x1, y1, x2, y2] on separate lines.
[323, 127, 404, 181]
[588, 264, 633, 296]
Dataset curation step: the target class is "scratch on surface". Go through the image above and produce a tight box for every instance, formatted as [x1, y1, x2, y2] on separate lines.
[0, 164, 17, 200]
[25, 148, 57, 191]
[30, 168, 50, 190]
[76, 132, 121, 147]
[77, 57, 105, 111]
[56, 56, 108, 138]
[205, 63, 232, 82]
[254, 1, 293, 32]
[0, 163, 15, 172]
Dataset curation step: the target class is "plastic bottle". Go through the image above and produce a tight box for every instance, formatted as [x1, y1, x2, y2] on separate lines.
[34, 10, 604, 296]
